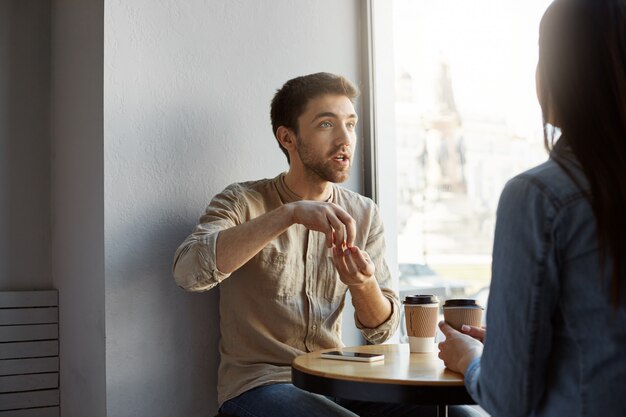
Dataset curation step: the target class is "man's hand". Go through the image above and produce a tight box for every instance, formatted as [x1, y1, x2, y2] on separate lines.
[333, 245, 391, 329]
[289, 201, 356, 248]
[332, 246, 375, 287]
[438, 321, 484, 375]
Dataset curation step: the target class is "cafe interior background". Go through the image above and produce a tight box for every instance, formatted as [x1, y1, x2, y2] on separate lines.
[1, 0, 551, 415]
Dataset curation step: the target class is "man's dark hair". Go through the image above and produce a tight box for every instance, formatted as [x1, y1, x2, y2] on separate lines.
[270, 72, 359, 163]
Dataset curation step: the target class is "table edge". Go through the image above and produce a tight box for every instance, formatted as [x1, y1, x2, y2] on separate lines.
[291, 365, 476, 406]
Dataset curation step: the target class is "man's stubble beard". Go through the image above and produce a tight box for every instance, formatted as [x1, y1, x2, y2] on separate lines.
[295, 135, 350, 184]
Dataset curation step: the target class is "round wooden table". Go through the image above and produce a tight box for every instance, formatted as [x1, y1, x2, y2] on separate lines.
[292, 344, 475, 417]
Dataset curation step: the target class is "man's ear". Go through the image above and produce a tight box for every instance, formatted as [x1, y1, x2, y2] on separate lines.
[276, 126, 296, 150]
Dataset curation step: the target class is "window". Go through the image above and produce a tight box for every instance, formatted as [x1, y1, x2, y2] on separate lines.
[373, 0, 553, 304]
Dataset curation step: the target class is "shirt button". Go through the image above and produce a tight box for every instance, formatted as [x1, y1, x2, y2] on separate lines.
[312, 324, 317, 330]
[307, 254, 312, 260]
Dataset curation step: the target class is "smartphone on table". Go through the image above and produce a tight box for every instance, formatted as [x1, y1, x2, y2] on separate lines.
[320, 350, 384, 362]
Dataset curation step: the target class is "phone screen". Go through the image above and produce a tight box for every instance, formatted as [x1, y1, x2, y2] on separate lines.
[324, 351, 379, 358]
[320, 350, 384, 362]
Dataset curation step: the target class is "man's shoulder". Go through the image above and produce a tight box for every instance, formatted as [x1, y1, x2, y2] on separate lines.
[335, 185, 372, 201]
[334, 186, 377, 211]
[210, 176, 281, 210]
[221, 176, 280, 195]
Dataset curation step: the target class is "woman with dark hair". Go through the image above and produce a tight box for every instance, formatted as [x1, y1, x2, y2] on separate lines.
[438, 0, 626, 415]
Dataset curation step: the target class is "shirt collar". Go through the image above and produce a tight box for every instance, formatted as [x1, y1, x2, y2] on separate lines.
[275, 173, 335, 204]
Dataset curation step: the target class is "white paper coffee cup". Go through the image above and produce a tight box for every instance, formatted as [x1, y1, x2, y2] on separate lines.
[403, 295, 439, 353]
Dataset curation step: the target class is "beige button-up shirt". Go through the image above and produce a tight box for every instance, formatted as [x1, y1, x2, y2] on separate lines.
[173, 174, 400, 406]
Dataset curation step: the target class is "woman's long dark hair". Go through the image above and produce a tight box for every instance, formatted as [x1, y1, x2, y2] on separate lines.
[537, 0, 626, 307]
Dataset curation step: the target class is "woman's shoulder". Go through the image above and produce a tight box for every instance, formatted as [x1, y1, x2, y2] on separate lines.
[508, 157, 588, 206]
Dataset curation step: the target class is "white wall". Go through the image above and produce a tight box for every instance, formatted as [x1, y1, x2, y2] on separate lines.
[0, 1, 51, 289]
[103, 0, 364, 415]
[51, 0, 106, 416]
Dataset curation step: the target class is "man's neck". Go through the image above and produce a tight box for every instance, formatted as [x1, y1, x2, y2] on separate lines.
[283, 170, 332, 201]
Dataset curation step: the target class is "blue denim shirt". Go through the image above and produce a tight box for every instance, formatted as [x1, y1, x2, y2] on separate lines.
[465, 155, 626, 417]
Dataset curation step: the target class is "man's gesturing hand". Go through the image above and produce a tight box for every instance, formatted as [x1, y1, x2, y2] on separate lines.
[289, 201, 356, 249]
[332, 246, 375, 287]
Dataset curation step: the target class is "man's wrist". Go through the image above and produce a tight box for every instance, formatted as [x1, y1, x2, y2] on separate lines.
[346, 275, 377, 293]
[278, 203, 296, 228]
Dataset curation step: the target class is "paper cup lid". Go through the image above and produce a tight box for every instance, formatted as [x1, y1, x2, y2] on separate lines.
[403, 294, 439, 305]
[443, 299, 483, 308]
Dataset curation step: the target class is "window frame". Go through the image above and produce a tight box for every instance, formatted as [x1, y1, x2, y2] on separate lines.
[361, 0, 399, 294]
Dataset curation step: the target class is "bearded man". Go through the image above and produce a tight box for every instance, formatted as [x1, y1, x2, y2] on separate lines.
[173, 72, 479, 417]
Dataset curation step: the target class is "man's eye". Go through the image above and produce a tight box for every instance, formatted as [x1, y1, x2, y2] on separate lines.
[347, 122, 356, 129]
[320, 121, 332, 128]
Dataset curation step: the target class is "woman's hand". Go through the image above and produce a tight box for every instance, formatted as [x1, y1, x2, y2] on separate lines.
[460, 324, 486, 343]
[438, 321, 484, 375]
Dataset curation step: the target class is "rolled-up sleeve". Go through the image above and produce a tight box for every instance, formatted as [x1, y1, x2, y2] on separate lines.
[172, 185, 246, 292]
[355, 287, 401, 344]
[172, 222, 231, 291]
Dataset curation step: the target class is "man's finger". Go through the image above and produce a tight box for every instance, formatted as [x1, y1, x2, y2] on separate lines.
[325, 230, 334, 248]
[332, 207, 356, 248]
[349, 247, 374, 275]
[332, 246, 349, 272]
[341, 249, 358, 273]
[327, 215, 345, 247]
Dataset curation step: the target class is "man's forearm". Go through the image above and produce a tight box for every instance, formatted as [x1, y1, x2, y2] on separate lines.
[216, 204, 293, 273]
[349, 278, 392, 328]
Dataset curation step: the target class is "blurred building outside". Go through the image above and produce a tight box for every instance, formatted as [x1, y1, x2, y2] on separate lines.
[393, 0, 552, 306]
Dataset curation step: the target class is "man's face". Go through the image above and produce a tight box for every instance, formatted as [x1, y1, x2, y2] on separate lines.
[293, 94, 358, 184]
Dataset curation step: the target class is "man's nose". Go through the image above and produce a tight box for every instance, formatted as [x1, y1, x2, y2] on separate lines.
[335, 125, 354, 145]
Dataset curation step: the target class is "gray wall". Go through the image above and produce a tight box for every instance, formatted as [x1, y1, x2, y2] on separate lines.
[103, 1, 365, 415]
[51, 0, 106, 416]
[0, 1, 51, 289]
